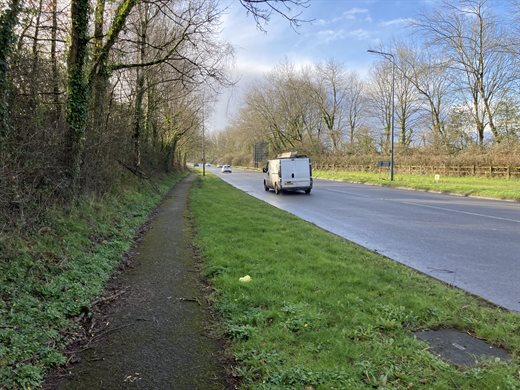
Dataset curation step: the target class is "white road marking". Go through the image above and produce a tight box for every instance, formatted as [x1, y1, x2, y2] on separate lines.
[400, 201, 520, 224]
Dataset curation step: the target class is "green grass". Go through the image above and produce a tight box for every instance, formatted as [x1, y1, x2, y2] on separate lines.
[0, 172, 186, 389]
[190, 174, 520, 389]
[313, 170, 520, 201]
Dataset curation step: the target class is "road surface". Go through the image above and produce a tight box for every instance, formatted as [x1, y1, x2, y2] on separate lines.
[207, 167, 520, 311]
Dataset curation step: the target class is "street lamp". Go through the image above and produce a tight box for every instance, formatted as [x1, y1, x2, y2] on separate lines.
[201, 96, 206, 177]
[202, 117, 205, 177]
[367, 49, 395, 181]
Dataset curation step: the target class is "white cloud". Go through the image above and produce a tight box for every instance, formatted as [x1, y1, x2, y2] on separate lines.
[315, 7, 369, 25]
[219, 4, 285, 50]
[317, 29, 345, 43]
[345, 29, 371, 40]
[316, 28, 371, 43]
[211, 1, 422, 132]
[343, 8, 369, 20]
[379, 17, 415, 27]
[234, 59, 274, 77]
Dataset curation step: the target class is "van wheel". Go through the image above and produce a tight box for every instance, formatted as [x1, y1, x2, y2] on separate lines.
[305, 189, 311, 194]
[274, 184, 280, 195]
[264, 181, 269, 191]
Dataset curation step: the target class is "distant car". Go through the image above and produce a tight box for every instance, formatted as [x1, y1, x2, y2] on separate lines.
[193, 162, 199, 167]
[221, 165, 232, 173]
[217, 164, 223, 168]
[205, 163, 211, 167]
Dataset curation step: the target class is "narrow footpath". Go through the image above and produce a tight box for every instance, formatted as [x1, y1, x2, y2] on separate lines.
[49, 174, 228, 389]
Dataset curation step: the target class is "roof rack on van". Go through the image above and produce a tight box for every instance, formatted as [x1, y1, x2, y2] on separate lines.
[276, 151, 307, 159]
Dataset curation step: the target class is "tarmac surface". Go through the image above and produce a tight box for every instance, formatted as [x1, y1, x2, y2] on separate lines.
[48, 174, 228, 389]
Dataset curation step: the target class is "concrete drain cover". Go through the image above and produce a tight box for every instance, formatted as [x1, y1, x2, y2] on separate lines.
[415, 329, 510, 367]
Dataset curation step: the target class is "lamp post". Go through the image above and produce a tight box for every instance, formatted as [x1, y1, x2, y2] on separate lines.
[367, 49, 395, 181]
[201, 97, 206, 177]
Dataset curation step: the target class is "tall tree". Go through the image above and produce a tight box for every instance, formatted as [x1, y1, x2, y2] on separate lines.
[415, 0, 515, 144]
[313, 60, 347, 153]
[397, 46, 452, 148]
[65, 0, 138, 193]
[367, 61, 393, 153]
[394, 47, 421, 148]
[64, 0, 90, 193]
[50, 0, 61, 128]
[0, 0, 21, 143]
[344, 72, 365, 146]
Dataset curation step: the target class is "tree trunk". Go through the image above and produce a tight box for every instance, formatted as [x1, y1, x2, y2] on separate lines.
[87, 0, 111, 186]
[90, 0, 107, 138]
[133, 70, 145, 168]
[147, 84, 158, 149]
[166, 136, 179, 172]
[64, 0, 138, 193]
[30, 0, 44, 118]
[482, 94, 499, 141]
[428, 100, 440, 148]
[132, 12, 147, 168]
[65, 0, 90, 194]
[50, 0, 61, 129]
[0, 0, 21, 143]
[472, 92, 485, 144]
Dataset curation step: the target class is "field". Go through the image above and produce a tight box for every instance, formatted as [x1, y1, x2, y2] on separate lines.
[313, 170, 520, 201]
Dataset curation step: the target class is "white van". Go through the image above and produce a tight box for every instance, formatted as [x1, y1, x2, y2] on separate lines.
[262, 152, 313, 194]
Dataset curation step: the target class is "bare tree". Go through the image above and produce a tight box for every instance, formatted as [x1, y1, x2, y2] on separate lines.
[64, 0, 91, 193]
[239, 0, 310, 31]
[393, 47, 422, 148]
[414, 0, 516, 144]
[50, 0, 62, 128]
[367, 61, 393, 153]
[397, 45, 452, 148]
[112, 0, 233, 169]
[344, 71, 365, 147]
[313, 60, 346, 152]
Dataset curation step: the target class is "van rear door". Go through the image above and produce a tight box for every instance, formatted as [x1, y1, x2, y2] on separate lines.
[280, 158, 311, 189]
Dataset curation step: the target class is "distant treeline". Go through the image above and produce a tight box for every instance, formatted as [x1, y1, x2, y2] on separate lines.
[209, 1, 520, 168]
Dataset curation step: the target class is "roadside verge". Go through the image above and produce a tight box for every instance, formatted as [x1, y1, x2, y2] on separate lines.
[190, 174, 520, 389]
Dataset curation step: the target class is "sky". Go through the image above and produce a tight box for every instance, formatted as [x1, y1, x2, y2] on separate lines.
[208, 0, 508, 133]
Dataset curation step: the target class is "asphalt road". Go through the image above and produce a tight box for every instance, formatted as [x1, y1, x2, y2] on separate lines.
[207, 167, 520, 312]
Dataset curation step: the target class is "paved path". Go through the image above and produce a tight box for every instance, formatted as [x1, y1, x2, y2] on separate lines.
[51, 174, 227, 389]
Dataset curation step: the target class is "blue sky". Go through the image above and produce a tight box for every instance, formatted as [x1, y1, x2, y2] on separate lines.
[208, 0, 509, 132]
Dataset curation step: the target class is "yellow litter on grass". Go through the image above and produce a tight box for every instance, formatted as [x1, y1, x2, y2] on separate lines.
[239, 275, 252, 283]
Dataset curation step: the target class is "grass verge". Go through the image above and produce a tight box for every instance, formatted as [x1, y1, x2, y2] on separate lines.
[313, 170, 520, 201]
[0, 172, 186, 389]
[190, 174, 520, 389]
